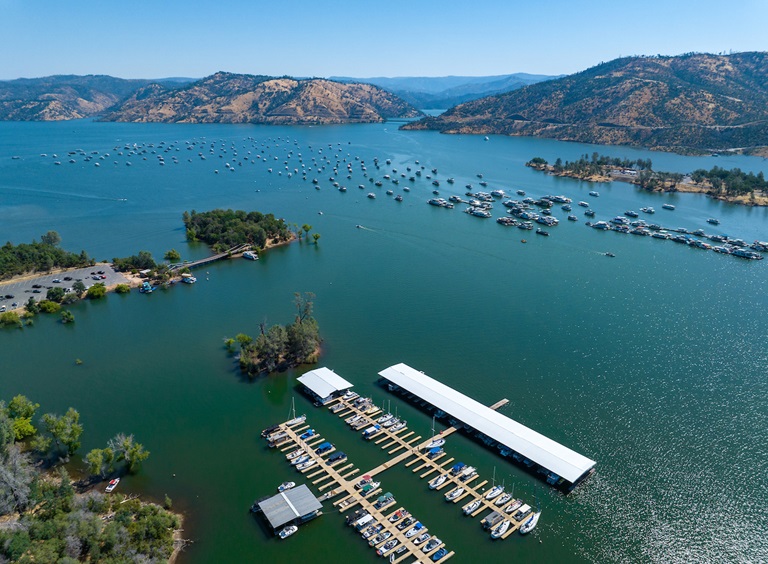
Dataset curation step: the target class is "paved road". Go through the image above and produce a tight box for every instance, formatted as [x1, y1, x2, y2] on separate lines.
[0, 264, 128, 311]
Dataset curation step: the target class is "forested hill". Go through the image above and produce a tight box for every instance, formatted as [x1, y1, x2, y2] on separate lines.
[101, 72, 422, 124]
[403, 52, 768, 153]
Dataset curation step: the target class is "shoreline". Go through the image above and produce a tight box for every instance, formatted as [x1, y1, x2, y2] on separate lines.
[527, 163, 768, 207]
[0, 236, 296, 314]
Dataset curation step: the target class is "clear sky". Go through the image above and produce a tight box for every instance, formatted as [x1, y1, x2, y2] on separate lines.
[1, 0, 765, 80]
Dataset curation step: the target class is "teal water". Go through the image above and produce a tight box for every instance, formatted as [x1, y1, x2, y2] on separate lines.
[1, 120, 766, 563]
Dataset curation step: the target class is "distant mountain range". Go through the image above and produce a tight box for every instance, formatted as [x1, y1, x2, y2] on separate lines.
[0, 73, 420, 124]
[331, 73, 557, 109]
[403, 52, 768, 153]
[0, 75, 190, 121]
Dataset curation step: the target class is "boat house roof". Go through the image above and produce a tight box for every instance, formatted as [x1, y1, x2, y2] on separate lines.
[257, 484, 322, 530]
[378, 363, 595, 484]
[297, 367, 353, 400]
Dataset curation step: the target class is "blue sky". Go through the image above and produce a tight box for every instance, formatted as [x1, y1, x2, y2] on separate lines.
[1, 0, 765, 79]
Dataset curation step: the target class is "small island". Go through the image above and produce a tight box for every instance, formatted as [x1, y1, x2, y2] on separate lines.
[227, 292, 321, 376]
[526, 154, 768, 206]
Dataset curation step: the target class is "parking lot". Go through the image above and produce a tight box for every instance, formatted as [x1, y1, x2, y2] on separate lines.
[0, 264, 129, 311]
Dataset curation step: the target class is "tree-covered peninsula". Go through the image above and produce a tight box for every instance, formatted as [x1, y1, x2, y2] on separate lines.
[526, 153, 768, 206]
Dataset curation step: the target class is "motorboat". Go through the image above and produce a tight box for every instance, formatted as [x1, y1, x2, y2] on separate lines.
[432, 548, 448, 561]
[388, 509, 408, 523]
[662, 203, 676, 210]
[105, 478, 120, 493]
[405, 523, 424, 538]
[429, 474, 447, 489]
[413, 532, 431, 545]
[278, 481, 295, 492]
[520, 511, 541, 534]
[290, 454, 309, 466]
[296, 459, 316, 471]
[278, 525, 298, 539]
[299, 428, 315, 440]
[377, 539, 399, 556]
[423, 537, 441, 553]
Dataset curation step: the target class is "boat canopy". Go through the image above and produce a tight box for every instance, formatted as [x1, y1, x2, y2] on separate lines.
[379, 363, 596, 485]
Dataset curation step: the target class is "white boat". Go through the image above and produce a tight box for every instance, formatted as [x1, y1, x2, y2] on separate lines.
[494, 493, 513, 506]
[428, 474, 447, 489]
[278, 481, 296, 492]
[520, 511, 541, 534]
[279, 525, 298, 539]
[491, 519, 511, 539]
[390, 420, 406, 432]
[504, 499, 523, 514]
[444, 487, 464, 501]
[296, 459, 316, 471]
[242, 251, 259, 260]
[291, 455, 309, 466]
[105, 478, 120, 493]
[286, 414, 306, 426]
[377, 413, 393, 424]
[423, 537, 441, 553]
[286, 448, 305, 460]
[484, 485, 504, 500]
[463, 499, 481, 515]
[424, 437, 445, 449]
[405, 524, 423, 538]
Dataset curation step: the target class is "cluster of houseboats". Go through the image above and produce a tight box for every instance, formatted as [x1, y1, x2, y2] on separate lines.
[587, 216, 765, 259]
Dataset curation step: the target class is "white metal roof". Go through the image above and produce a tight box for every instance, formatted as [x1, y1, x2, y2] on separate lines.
[258, 484, 322, 529]
[378, 363, 595, 484]
[297, 367, 352, 399]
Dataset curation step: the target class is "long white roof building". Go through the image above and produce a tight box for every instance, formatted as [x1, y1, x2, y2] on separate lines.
[378, 363, 595, 485]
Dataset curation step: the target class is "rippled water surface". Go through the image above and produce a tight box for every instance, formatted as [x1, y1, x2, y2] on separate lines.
[1, 120, 766, 563]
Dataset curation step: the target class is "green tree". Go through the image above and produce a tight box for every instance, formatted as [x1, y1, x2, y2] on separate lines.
[72, 280, 86, 297]
[108, 433, 150, 473]
[46, 286, 66, 303]
[286, 318, 320, 363]
[223, 337, 236, 353]
[40, 408, 83, 457]
[60, 310, 75, 324]
[61, 293, 79, 305]
[0, 311, 22, 328]
[38, 300, 61, 313]
[164, 249, 181, 262]
[25, 297, 40, 315]
[7, 396, 39, 441]
[235, 333, 253, 349]
[86, 283, 107, 300]
[254, 324, 287, 372]
[312, 233, 321, 244]
[40, 230, 62, 247]
[302, 224, 312, 239]
[85, 447, 114, 478]
[114, 284, 131, 294]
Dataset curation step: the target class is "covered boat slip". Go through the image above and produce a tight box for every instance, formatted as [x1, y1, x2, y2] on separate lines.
[297, 367, 353, 405]
[257, 484, 323, 531]
[378, 363, 595, 488]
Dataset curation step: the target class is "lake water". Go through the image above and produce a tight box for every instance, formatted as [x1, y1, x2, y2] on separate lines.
[1, 120, 766, 563]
